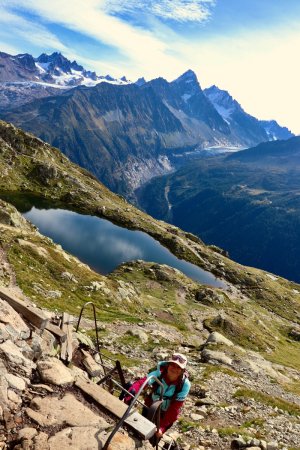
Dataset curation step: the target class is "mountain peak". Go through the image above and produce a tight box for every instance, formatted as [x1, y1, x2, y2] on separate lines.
[171, 70, 201, 97]
[173, 69, 198, 85]
[135, 77, 146, 86]
[15, 53, 36, 71]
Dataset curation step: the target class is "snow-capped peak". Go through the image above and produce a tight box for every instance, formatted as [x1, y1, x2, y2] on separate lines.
[204, 85, 242, 120]
[32, 52, 133, 87]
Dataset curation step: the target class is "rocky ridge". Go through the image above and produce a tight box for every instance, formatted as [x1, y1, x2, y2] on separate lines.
[0, 51, 130, 87]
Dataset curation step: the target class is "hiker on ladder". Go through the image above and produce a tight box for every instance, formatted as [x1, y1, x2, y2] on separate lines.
[123, 353, 191, 446]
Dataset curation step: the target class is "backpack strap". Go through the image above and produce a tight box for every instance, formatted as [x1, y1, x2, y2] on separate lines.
[171, 372, 187, 401]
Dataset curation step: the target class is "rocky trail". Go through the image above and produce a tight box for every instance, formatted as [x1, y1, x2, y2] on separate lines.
[0, 283, 299, 450]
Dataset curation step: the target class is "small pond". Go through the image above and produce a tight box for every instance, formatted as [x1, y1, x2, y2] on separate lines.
[22, 207, 225, 287]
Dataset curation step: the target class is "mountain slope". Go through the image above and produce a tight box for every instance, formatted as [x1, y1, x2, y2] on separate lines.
[147, 71, 230, 136]
[1, 82, 196, 195]
[137, 136, 300, 282]
[2, 73, 245, 196]
[0, 73, 291, 198]
[0, 53, 294, 197]
[0, 120, 300, 449]
[204, 85, 294, 145]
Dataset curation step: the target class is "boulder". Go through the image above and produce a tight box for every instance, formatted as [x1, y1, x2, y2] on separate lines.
[30, 163, 58, 185]
[0, 210, 12, 225]
[5, 373, 26, 391]
[48, 427, 102, 450]
[7, 388, 22, 406]
[34, 431, 50, 450]
[127, 329, 148, 344]
[48, 428, 134, 450]
[195, 288, 225, 305]
[205, 331, 233, 347]
[190, 413, 204, 421]
[289, 328, 300, 341]
[201, 348, 232, 365]
[37, 357, 74, 385]
[18, 427, 38, 441]
[0, 340, 36, 376]
[105, 432, 136, 450]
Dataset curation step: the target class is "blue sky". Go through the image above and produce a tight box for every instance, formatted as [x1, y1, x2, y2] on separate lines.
[0, 0, 300, 134]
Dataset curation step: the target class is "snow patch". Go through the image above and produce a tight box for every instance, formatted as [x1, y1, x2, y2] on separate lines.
[35, 62, 50, 72]
[182, 93, 191, 103]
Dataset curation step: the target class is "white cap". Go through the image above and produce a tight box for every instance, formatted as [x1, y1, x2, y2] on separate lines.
[167, 353, 187, 369]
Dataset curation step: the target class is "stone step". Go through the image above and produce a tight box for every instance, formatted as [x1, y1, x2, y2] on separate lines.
[75, 378, 156, 440]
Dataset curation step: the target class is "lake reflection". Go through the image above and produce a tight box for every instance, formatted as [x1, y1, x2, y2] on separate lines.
[25, 207, 225, 287]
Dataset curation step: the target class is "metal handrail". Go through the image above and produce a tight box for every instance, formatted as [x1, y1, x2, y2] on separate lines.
[76, 301, 128, 390]
[103, 375, 165, 450]
[76, 302, 102, 353]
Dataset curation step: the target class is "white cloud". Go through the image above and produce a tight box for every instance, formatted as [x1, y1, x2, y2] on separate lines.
[0, 0, 189, 78]
[0, 40, 20, 55]
[0, 6, 68, 53]
[1, 0, 299, 133]
[104, 0, 215, 22]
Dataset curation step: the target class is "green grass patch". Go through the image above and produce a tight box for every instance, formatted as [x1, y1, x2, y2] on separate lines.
[263, 340, 300, 371]
[100, 348, 140, 368]
[178, 418, 198, 433]
[7, 240, 142, 324]
[282, 381, 300, 397]
[242, 417, 265, 428]
[116, 333, 141, 346]
[217, 426, 244, 438]
[233, 388, 300, 416]
[200, 364, 240, 381]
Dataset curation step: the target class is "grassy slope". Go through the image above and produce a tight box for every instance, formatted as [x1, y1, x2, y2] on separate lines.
[0, 120, 300, 372]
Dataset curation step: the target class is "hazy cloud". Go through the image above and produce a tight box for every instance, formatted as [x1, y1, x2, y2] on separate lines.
[0, 0, 188, 78]
[0, 6, 68, 52]
[104, 0, 216, 22]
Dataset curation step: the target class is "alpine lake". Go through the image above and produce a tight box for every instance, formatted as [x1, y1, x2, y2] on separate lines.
[2, 193, 225, 288]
